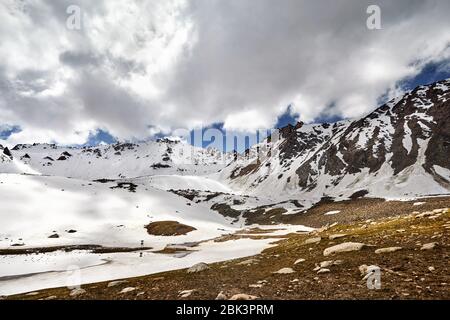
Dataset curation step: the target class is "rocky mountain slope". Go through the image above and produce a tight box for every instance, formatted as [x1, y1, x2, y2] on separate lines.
[220, 79, 450, 202]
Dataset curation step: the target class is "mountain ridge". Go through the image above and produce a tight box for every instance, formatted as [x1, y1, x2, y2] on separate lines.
[220, 78, 450, 201]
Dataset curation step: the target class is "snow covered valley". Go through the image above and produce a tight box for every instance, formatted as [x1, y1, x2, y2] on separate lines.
[0, 173, 311, 296]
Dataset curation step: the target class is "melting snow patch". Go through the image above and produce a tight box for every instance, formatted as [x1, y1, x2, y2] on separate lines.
[434, 165, 450, 181]
[403, 122, 412, 154]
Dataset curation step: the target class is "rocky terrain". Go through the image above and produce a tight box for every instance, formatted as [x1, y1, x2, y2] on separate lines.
[5, 201, 449, 300]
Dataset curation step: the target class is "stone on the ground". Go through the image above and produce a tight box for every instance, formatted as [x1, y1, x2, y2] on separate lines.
[415, 211, 434, 218]
[317, 268, 330, 274]
[294, 258, 306, 265]
[257, 280, 268, 284]
[323, 242, 366, 256]
[303, 237, 321, 245]
[359, 264, 369, 276]
[421, 242, 438, 250]
[25, 292, 40, 296]
[179, 289, 195, 298]
[43, 296, 57, 300]
[375, 247, 403, 254]
[215, 291, 227, 300]
[428, 266, 435, 272]
[319, 261, 334, 268]
[187, 262, 209, 273]
[362, 265, 381, 280]
[70, 288, 86, 297]
[107, 280, 128, 288]
[120, 287, 136, 294]
[273, 267, 295, 274]
[229, 294, 258, 300]
[237, 258, 258, 265]
[329, 234, 347, 240]
[318, 260, 343, 268]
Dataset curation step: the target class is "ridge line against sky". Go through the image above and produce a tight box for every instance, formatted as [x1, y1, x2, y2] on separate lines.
[1, 0, 450, 151]
[2, 74, 449, 153]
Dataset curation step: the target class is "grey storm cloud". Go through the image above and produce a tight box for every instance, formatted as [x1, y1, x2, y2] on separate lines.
[0, 0, 449, 144]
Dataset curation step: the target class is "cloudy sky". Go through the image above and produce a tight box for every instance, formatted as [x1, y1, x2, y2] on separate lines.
[0, 0, 450, 147]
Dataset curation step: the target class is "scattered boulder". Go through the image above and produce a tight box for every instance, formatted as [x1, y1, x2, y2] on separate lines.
[318, 260, 343, 268]
[120, 287, 136, 294]
[294, 258, 306, 265]
[187, 262, 209, 273]
[107, 280, 128, 288]
[48, 233, 59, 239]
[319, 261, 333, 269]
[375, 247, 403, 254]
[359, 264, 380, 278]
[413, 202, 426, 206]
[237, 258, 259, 266]
[179, 289, 195, 298]
[69, 288, 86, 297]
[361, 265, 381, 281]
[229, 294, 258, 300]
[323, 242, 366, 256]
[421, 242, 438, 250]
[273, 267, 295, 274]
[329, 234, 347, 240]
[317, 268, 331, 274]
[215, 291, 227, 300]
[415, 211, 435, 218]
[151, 163, 171, 169]
[303, 237, 321, 245]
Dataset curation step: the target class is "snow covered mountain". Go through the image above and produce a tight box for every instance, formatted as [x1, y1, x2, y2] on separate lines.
[1, 79, 449, 204]
[220, 79, 450, 202]
[1, 139, 231, 179]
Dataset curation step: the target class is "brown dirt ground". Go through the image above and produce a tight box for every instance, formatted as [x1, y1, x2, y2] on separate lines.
[6, 199, 449, 300]
[145, 221, 197, 236]
[280, 196, 450, 227]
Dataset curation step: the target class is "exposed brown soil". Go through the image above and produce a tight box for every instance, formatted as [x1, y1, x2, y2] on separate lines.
[145, 221, 197, 236]
[278, 196, 450, 228]
[7, 203, 449, 301]
[0, 245, 152, 256]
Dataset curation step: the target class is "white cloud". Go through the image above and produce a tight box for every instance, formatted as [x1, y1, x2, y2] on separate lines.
[0, 0, 449, 145]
